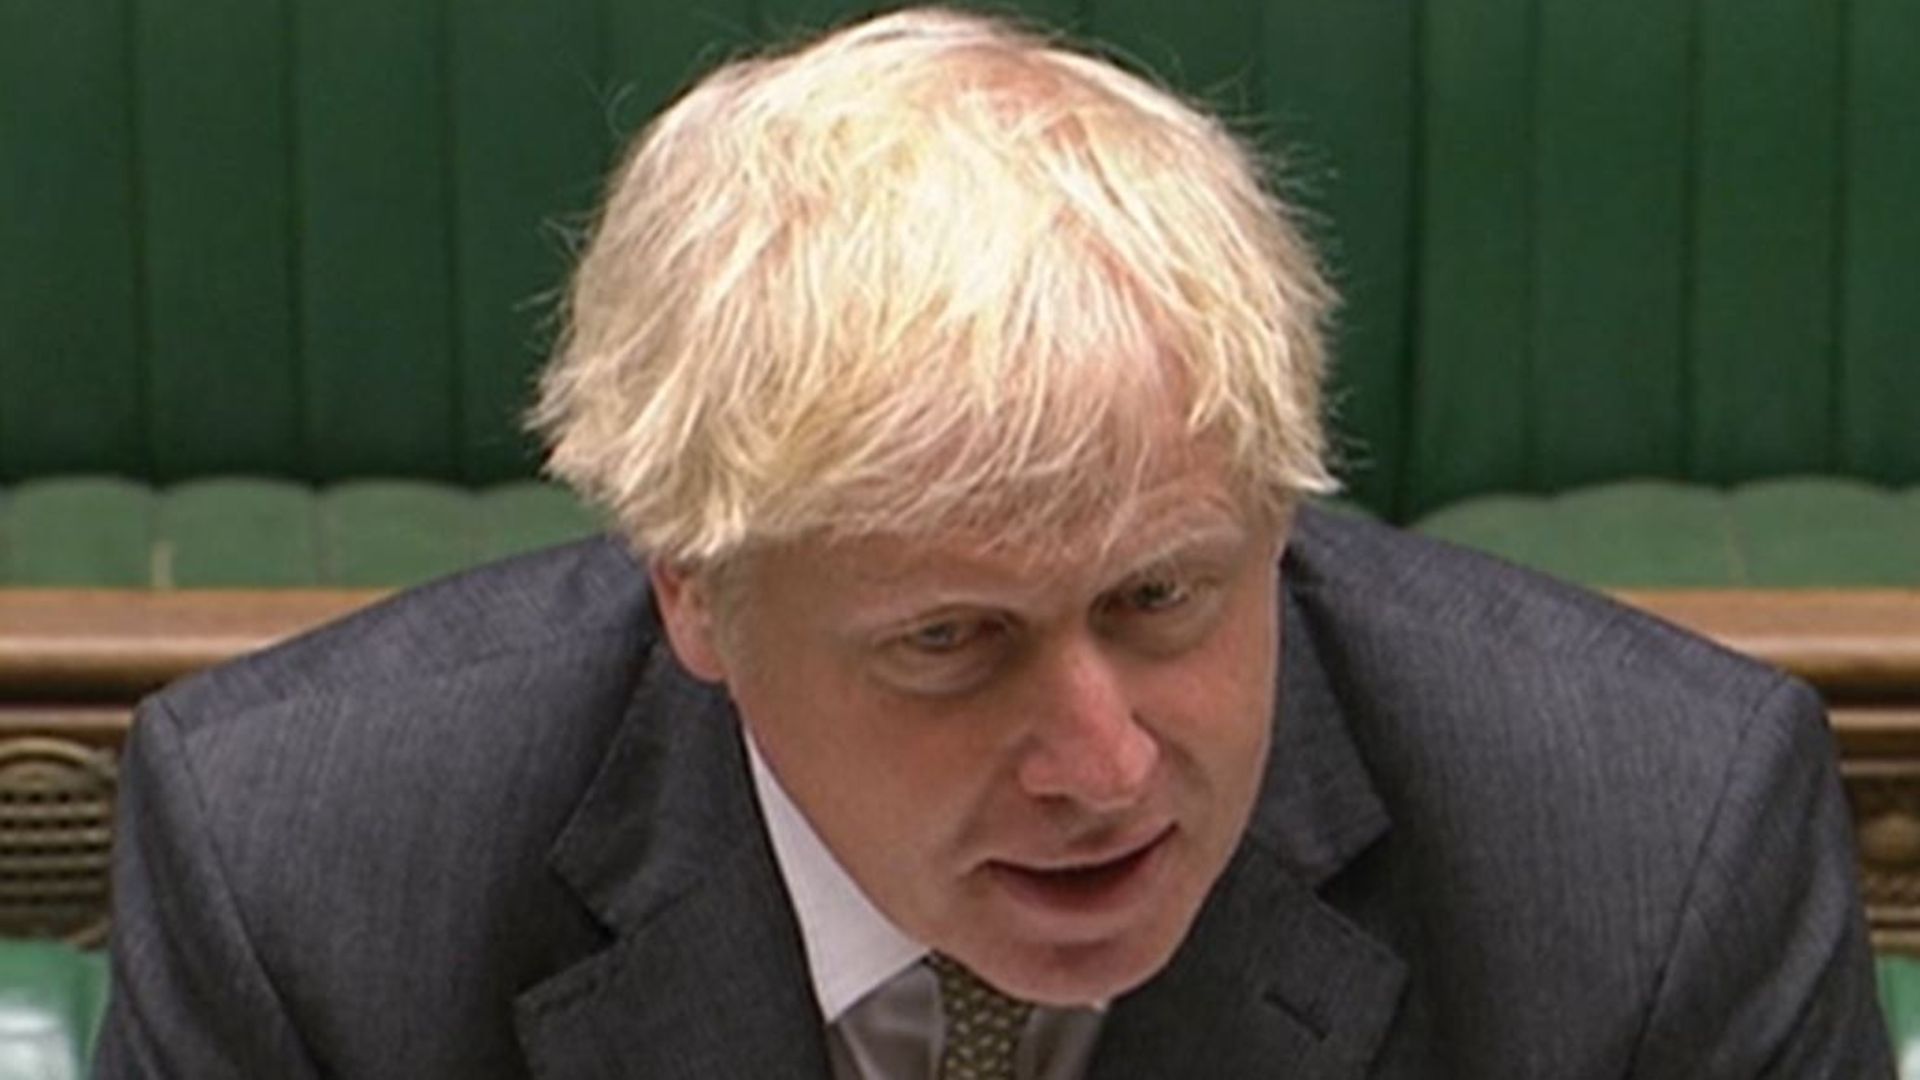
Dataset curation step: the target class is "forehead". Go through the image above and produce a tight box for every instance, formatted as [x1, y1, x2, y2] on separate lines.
[765, 456, 1263, 602]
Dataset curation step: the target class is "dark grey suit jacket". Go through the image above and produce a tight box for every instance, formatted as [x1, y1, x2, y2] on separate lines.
[95, 508, 1891, 1078]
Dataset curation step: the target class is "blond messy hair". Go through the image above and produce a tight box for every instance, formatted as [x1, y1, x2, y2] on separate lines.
[532, 5, 1337, 568]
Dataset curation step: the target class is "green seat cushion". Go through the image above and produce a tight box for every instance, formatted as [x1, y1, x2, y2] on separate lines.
[1729, 477, 1920, 587]
[1, 479, 156, 588]
[472, 482, 608, 566]
[4, 474, 1914, 589]
[321, 481, 481, 588]
[0, 476, 602, 588]
[0, 941, 106, 1080]
[1414, 477, 1920, 587]
[158, 477, 320, 586]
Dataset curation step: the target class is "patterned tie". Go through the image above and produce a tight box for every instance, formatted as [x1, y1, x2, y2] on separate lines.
[928, 953, 1034, 1080]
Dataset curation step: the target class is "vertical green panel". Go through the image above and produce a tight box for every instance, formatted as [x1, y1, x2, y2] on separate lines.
[1088, 0, 1262, 113]
[137, 0, 301, 479]
[0, 0, 145, 478]
[1004, 0, 1082, 35]
[1259, 2, 1416, 517]
[295, 0, 457, 479]
[448, 0, 605, 482]
[1840, 0, 1920, 480]
[1409, 0, 1533, 515]
[1689, 0, 1840, 482]
[757, 0, 883, 42]
[1531, 1, 1691, 490]
[603, 0, 760, 144]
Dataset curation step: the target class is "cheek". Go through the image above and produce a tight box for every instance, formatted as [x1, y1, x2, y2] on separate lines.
[1150, 594, 1279, 787]
[738, 668, 996, 862]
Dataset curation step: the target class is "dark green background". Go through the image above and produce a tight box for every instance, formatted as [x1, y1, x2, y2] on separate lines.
[2, 0, 1915, 520]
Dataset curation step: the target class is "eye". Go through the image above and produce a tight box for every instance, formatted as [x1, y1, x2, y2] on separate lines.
[1116, 577, 1191, 614]
[886, 614, 1012, 661]
[901, 618, 989, 654]
[876, 616, 1009, 696]
[1098, 572, 1222, 656]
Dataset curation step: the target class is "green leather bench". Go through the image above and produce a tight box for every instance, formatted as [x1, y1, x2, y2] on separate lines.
[1885, 956, 1920, 1077]
[3, 475, 1916, 591]
[0, 477, 599, 589]
[1415, 477, 1920, 589]
[0, 943, 104, 1080]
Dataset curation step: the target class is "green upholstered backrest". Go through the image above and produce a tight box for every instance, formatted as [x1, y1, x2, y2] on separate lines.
[0, 478, 601, 588]
[3, 1, 1915, 516]
[6, 475, 1916, 589]
[0, 942, 105, 1080]
[1415, 478, 1920, 588]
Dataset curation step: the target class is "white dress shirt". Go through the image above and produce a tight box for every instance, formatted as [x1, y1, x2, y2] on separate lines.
[745, 733, 1106, 1080]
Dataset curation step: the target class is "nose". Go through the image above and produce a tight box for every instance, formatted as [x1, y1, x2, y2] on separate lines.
[1014, 639, 1159, 811]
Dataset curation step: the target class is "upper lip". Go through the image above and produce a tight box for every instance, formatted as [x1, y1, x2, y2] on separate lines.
[995, 822, 1174, 873]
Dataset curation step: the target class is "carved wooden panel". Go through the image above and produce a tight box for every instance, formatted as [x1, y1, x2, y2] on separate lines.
[1848, 756, 1920, 952]
[0, 736, 117, 945]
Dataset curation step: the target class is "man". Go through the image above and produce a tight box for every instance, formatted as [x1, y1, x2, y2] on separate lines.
[97, 7, 1888, 1078]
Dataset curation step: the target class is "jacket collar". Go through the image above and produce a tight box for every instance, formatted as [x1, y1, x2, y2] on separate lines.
[513, 642, 832, 1079]
[517, 552, 1403, 1078]
[1086, 579, 1405, 1078]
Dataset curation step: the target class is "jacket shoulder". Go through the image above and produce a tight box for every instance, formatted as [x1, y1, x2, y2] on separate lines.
[1285, 504, 1789, 711]
[111, 537, 666, 1074]
[154, 535, 659, 728]
[1282, 508, 1868, 1073]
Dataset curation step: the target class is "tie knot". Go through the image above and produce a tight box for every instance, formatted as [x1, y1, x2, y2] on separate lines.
[927, 953, 1033, 1080]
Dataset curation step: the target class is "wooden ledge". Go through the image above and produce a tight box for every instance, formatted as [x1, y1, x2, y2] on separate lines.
[0, 590, 386, 699]
[1617, 589, 1920, 699]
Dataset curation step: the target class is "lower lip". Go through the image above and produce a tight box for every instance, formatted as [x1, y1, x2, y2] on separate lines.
[986, 829, 1174, 930]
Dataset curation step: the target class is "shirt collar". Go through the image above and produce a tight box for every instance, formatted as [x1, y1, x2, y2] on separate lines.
[745, 729, 927, 1024]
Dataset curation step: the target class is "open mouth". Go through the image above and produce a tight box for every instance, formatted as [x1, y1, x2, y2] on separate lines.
[989, 826, 1174, 913]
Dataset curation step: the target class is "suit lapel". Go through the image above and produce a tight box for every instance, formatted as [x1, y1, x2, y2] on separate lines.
[1087, 571, 1407, 1078]
[513, 644, 832, 1080]
[1086, 853, 1404, 1079]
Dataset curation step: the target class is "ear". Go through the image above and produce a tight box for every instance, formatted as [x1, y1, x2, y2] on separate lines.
[649, 560, 731, 683]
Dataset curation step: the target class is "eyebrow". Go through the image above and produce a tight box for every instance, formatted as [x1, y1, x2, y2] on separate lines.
[838, 507, 1255, 613]
[1107, 516, 1253, 577]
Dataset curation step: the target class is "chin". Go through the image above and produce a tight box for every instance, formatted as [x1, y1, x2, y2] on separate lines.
[965, 923, 1186, 1007]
